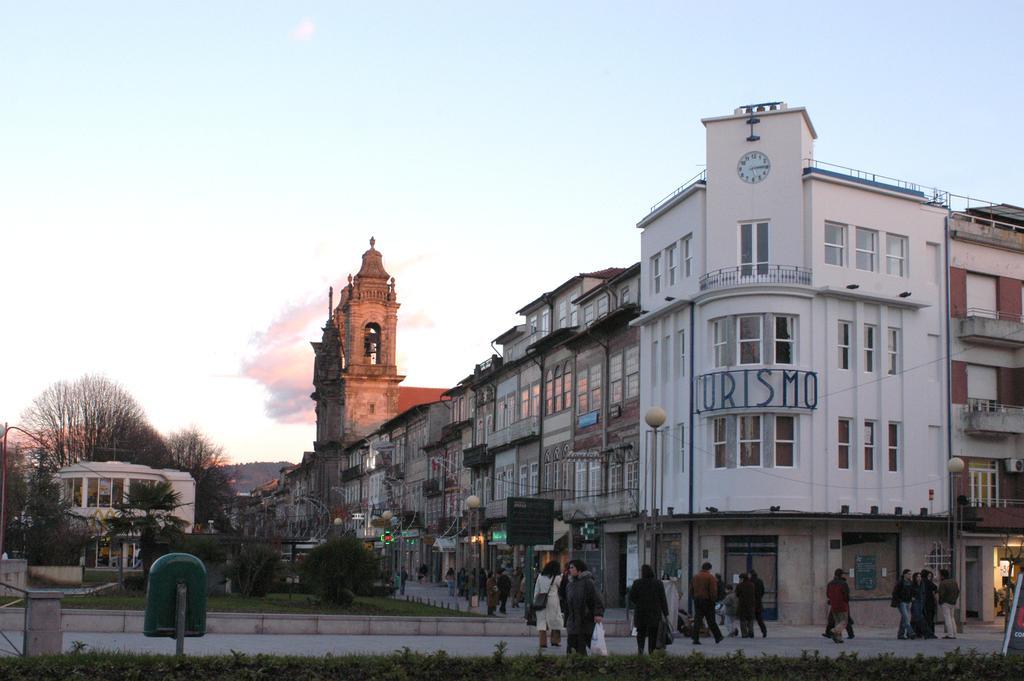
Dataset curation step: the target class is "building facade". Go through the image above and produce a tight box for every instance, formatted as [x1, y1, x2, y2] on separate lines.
[948, 205, 1024, 622]
[636, 103, 950, 624]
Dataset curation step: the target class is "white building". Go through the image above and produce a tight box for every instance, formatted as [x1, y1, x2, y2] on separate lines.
[633, 103, 950, 625]
[58, 461, 196, 568]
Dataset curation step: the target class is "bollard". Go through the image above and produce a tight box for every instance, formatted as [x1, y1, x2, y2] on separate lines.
[24, 591, 63, 656]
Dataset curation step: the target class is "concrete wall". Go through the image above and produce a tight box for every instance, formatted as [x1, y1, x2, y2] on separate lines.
[28, 566, 82, 586]
[0, 559, 27, 596]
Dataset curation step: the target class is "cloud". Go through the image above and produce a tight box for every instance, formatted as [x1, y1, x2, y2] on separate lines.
[289, 18, 316, 42]
[242, 297, 325, 424]
[400, 310, 435, 330]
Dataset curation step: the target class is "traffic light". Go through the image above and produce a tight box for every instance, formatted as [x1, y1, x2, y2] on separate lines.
[380, 531, 395, 544]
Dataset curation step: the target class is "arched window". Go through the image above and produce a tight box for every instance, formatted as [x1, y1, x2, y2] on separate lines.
[562, 361, 573, 411]
[364, 323, 381, 364]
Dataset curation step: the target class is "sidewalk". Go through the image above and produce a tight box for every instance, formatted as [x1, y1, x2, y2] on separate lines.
[9, 623, 1001, 657]
[398, 580, 629, 621]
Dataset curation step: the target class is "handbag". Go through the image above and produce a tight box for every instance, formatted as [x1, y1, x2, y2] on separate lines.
[657, 615, 674, 648]
[533, 577, 555, 611]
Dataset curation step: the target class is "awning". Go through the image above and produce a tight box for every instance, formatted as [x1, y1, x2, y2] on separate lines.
[433, 537, 457, 552]
[534, 520, 571, 551]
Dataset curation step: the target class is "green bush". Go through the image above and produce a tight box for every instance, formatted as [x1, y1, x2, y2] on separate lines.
[122, 574, 147, 593]
[298, 536, 378, 605]
[0, 650, 1022, 680]
[227, 544, 280, 597]
[171, 534, 228, 564]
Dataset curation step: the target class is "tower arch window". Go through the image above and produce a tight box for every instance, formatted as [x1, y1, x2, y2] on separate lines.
[364, 323, 382, 364]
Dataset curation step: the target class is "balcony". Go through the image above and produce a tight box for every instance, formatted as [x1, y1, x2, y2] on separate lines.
[963, 499, 1024, 530]
[423, 479, 442, 497]
[962, 399, 1024, 437]
[340, 465, 363, 482]
[463, 444, 493, 468]
[561, 489, 639, 520]
[958, 308, 1024, 348]
[699, 264, 811, 292]
[486, 416, 540, 450]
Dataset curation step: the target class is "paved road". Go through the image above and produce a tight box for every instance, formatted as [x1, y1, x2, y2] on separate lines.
[0, 623, 1003, 658]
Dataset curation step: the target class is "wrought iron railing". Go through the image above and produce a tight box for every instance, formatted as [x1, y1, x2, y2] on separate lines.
[699, 264, 811, 291]
[966, 398, 1024, 415]
[964, 307, 1024, 324]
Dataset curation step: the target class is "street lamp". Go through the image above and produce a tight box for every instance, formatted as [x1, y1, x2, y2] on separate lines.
[644, 407, 666, 577]
[466, 494, 481, 608]
[947, 457, 965, 578]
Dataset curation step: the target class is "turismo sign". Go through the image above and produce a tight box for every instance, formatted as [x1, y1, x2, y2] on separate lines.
[1001, 572, 1024, 655]
[695, 369, 819, 413]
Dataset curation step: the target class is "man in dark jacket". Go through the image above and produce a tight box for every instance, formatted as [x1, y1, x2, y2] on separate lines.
[826, 568, 850, 643]
[735, 573, 757, 638]
[689, 562, 723, 644]
[892, 569, 915, 639]
[750, 570, 768, 637]
[563, 559, 605, 655]
[496, 567, 512, 614]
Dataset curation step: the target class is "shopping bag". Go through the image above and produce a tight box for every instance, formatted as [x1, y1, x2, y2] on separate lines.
[590, 622, 609, 656]
[658, 615, 674, 647]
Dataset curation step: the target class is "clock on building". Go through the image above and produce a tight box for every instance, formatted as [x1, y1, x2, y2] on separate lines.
[737, 151, 771, 183]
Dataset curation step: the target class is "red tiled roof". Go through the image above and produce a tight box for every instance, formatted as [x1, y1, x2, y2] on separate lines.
[397, 386, 448, 413]
[582, 267, 626, 279]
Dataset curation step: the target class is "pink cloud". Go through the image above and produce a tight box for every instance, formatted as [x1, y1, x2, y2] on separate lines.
[400, 310, 435, 330]
[289, 18, 316, 42]
[243, 297, 326, 424]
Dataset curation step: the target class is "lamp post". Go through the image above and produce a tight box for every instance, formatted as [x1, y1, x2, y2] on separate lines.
[466, 494, 481, 608]
[644, 407, 667, 577]
[947, 457, 965, 578]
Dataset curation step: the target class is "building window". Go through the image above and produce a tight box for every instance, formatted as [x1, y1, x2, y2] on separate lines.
[667, 243, 678, 286]
[855, 227, 877, 272]
[520, 386, 530, 420]
[738, 315, 762, 365]
[713, 417, 727, 469]
[887, 327, 900, 376]
[864, 421, 876, 471]
[609, 353, 623, 404]
[576, 367, 589, 414]
[886, 234, 907, 277]
[575, 461, 587, 499]
[596, 296, 608, 318]
[887, 422, 900, 472]
[740, 222, 770, 276]
[682, 235, 692, 277]
[677, 423, 686, 472]
[99, 478, 112, 507]
[545, 368, 556, 414]
[625, 346, 640, 398]
[825, 222, 846, 266]
[589, 460, 601, 497]
[677, 329, 686, 376]
[540, 310, 550, 333]
[969, 461, 999, 506]
[87, 478, 99, 507]
[774, 316, 794, 364]
[558, 299, 568, 328]
[864, 325, 876, 373]
[570, 303, 579, 326]
[583, 304, 595, 325]
[625, 455, 639, 491]
[609, 459, 623, 491]
[738, 415, 761, 467]
[531, 382, 540, 417]
[652, 254, 661, 294]
[838, 418, 851, 469]
[713, 319, 728, 368]
[562, 361, 573, 411]
[775, 416, 795, 467]
[519, 465, 528, 495]
[838, 321, 851, 370]
[620, 286, 631, 304]
[590, 364, 602, 412]
[530, 462, 539, 494]
[651, 340, 659, 386]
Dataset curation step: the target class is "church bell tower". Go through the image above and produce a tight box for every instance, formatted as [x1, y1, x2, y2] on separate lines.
[311, 237, 404, 451]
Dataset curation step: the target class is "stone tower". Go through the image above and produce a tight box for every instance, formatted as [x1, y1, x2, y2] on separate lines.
[311, 237, 404, 451]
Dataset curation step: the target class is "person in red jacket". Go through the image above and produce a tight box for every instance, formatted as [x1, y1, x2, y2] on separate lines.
[826, 568, 851, 644]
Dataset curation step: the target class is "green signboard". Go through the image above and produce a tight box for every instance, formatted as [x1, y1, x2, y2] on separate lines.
[854, 554, 876, 591]
[506, 496, 554, 546]
[491, 530, 507, 543]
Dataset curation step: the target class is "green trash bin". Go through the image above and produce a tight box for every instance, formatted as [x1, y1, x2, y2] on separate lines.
[144, 553, 207, 637]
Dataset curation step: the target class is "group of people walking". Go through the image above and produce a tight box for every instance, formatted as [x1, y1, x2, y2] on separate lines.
[688, 562, 768, 645]
[530, 559, 606, 655]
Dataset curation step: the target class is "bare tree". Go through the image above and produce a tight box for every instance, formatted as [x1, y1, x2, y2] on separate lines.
[20, 374, 151, 469]
[167, 427, 233, 531]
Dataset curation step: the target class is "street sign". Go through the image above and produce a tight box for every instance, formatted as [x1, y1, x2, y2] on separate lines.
[1002, 572, 1024, 655]
[506, 496, 553, 546]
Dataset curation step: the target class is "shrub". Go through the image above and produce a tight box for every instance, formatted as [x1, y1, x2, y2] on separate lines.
[171, 534, 228, 564]
[299, 537, 378, 605]
[227, 544, 280, 597]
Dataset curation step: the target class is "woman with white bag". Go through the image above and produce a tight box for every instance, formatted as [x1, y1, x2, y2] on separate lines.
[533, 560, 565, 648]
[563, 559, 605, 655]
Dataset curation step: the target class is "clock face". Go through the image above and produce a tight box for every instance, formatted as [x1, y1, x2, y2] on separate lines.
[737, 151, 771, 183]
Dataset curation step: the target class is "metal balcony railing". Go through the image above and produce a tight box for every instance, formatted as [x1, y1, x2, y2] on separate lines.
[699, 264, 811, 291]
[966, 398, 1024, 415]
[965, 307, 1024, 324]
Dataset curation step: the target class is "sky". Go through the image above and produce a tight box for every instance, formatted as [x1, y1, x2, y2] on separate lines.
[1, 1, 1021, 465]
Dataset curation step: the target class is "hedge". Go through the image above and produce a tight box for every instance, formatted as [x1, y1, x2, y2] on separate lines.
[0, 649, 1022, 681]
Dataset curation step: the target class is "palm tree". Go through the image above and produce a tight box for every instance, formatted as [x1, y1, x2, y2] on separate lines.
[106, 481, 188, 575]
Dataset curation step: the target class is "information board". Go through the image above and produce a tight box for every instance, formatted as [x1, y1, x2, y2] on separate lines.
[1002, 573, 1024, 656]
[854, 554, 877, 591]
[506, 496, 554, 546]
